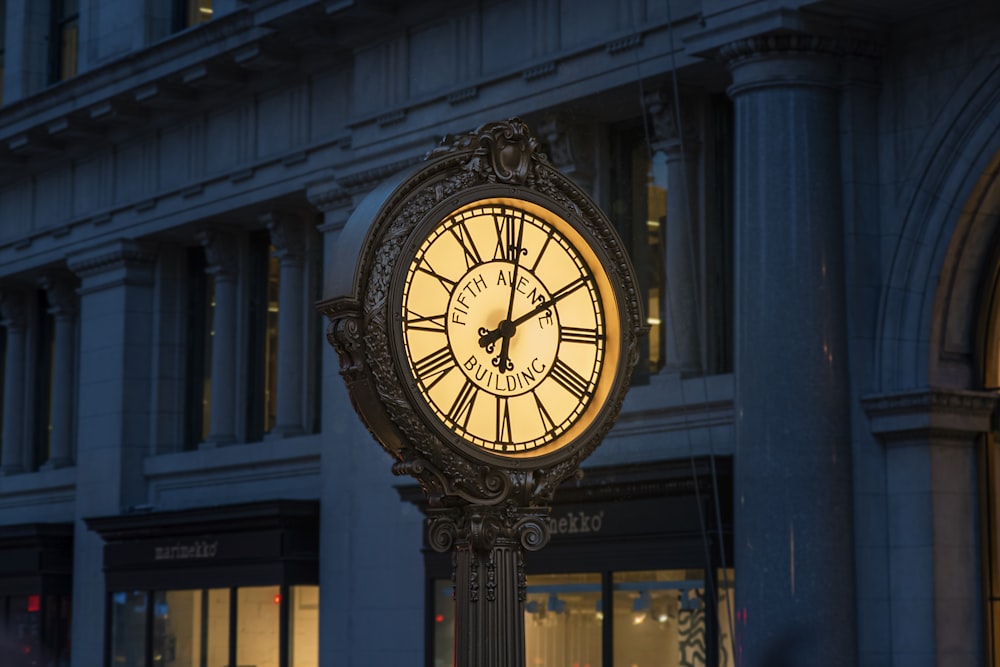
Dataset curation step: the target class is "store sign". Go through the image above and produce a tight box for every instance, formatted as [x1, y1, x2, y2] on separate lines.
[153, 540, 219, 561]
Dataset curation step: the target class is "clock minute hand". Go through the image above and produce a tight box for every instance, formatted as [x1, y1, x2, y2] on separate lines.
[509, 276, 590, 329]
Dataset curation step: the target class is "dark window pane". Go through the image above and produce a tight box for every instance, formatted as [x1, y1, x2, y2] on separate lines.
[110, 591, 148, 667]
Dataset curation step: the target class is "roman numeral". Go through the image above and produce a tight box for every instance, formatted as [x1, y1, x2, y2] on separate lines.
[447, 380, 478, 430]
[412, 346, 455, 389]
[405, 312, 447, 333]
[549, 359, 591, 400]
[528, 227, 554, 273]
[493, 210, 526, 262]
[416, 259, 457, 293]
[559, 326, 603, 345]
[496, 396, 513, 445]
[532, 391, 557, 435]
[549, 275, 590, 304]
[449, 221, 483, 270]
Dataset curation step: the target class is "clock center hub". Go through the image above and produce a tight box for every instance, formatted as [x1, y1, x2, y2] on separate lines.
[447, 260, 559, 396]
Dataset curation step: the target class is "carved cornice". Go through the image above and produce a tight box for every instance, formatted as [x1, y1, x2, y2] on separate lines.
[337, 156, 423, 193]
[67, 239, 157, 279]
[862, 388, 998, 444]
[305, 178, 351, 215]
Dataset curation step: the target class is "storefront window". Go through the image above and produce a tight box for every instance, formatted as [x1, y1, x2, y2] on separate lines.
[110, 591, 148, 667]
[109, 586, 316, 667]
[432, 569, 732, 667]
[525, 573, 602, 667]
[237, 586, 280, 667]
[289, 586, 319, 667]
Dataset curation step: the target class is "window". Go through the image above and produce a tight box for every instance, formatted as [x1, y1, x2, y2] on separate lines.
[609, 120, 665, 378]
[0, 593, 72, 667]
[108, 585, 318, 667]
[50, 0, 78, 83]
[32, 291, 55, 471]
[175, 0, 213, 31]
[246, 233, 280, 441]
[431, 570, 733, 667]
[607, 98, 734, 381]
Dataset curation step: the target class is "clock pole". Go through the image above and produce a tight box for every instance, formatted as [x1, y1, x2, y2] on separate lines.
[425, 504, 549, 667]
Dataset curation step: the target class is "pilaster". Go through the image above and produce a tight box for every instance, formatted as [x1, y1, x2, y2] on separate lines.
[66, 238, 158, 667]
[863, 388, 993, 667]
[724, 33, 857, 667]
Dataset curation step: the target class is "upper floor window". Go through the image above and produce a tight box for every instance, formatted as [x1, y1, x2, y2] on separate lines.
[607, 95, 733, 383]
[175, 0, 213, 31]
[186, 218, 317, 450]
[50, 0, 78, 83]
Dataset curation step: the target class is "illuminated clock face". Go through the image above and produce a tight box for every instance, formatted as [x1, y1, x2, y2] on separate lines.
[398, 197, 621, 459]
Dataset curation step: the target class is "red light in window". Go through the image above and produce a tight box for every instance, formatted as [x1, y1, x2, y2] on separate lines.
[27, 595, 40, 613]
[273, 594, 281, 605]
[435, 614, 445, 623]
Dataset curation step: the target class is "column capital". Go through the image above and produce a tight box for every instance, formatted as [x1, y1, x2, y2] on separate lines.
[720, 32, 881, 96]
[643, 89, 700, 155]
[39, 271, 79, 318]
[262, 210, 308, 261]
[197, 229, 240, 277]
[537, 112, 596, 194]
[0, 289, 28, 330]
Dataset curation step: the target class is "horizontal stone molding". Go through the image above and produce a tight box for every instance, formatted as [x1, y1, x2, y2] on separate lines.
[67, 239, 157, 279]
[862, 387, 998, 444]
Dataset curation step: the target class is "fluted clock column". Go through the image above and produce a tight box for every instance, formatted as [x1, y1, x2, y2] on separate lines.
[0, 289, 27, 475]
[724, 34, 857, 666]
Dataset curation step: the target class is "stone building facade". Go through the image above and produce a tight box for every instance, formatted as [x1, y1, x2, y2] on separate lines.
[0, 1, 996, 666]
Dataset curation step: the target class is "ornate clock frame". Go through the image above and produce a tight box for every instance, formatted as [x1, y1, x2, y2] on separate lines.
[318, 119, 644, 667]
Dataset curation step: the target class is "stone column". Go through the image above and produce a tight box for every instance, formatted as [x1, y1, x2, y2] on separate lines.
[263, 211, 307, 438]
[646, 90, 702, 376]
[67, 239, 157, 667]
[0, 289, 27, 475]
[723, 34, 857, 666]
[39, 272, 78, 469]
[198, 230, 240, 447]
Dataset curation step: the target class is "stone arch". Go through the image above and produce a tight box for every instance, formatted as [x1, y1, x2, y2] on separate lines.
[878, 59, 1000, 392]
